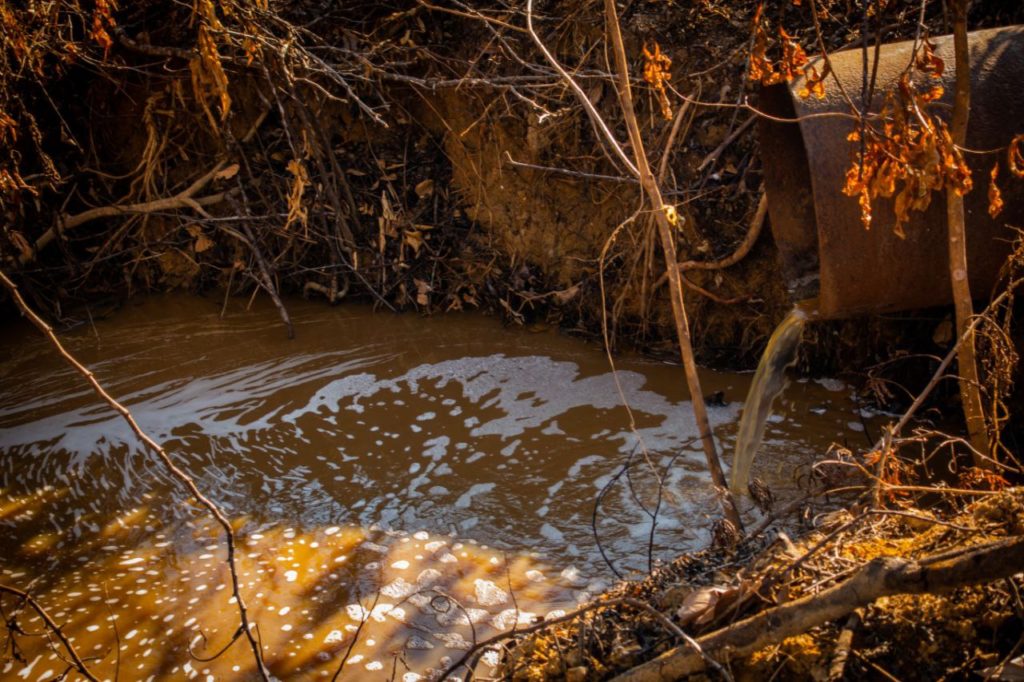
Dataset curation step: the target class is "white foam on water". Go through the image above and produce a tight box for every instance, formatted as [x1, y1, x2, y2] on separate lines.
[346, 604, 369, 622]
[381, 578, 415, 599]
[473, 579, 508, 607]
[406, 636, 434, 650]
[455, 483, 495, 509]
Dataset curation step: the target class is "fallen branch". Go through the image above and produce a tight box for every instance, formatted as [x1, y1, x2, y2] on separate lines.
[0, 584, 100, 682]
[440, 596, 729, 681]
[0, 269, 272, 681]
[611, 535, 1024, 682]
[20, 162, 229, 265]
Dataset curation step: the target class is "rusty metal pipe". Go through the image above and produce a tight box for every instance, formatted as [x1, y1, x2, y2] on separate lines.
[759, 25, 1024, 319]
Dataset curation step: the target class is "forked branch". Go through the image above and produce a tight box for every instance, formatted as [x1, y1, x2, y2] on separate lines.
[0, 584, 100, 682]
[19, 162, 230, 265]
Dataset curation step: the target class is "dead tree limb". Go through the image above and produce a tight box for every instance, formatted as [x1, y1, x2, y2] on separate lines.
[611, 535, 1024, 682]
[0, 270, 272, 681]
[20, 162, 230, 265]
[0, 584, 100, 682]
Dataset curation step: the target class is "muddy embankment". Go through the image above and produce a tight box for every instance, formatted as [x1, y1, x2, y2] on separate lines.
[4, 0, 1021, 390]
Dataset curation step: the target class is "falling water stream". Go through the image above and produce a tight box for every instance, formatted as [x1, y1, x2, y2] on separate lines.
[0, 295, 872, 680]
[730, 304, 812, 495]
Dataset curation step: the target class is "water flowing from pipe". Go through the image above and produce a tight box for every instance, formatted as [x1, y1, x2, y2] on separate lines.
[730, 305, 810, 495]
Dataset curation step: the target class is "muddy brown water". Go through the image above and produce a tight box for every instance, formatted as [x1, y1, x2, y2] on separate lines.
[0, 295, 878, 680]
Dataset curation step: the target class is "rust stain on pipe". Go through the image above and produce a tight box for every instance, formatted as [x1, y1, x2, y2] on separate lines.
[759, 25, 1024, 319]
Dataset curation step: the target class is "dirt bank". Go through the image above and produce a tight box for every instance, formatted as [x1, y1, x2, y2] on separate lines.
[3, 0, 1021, 378]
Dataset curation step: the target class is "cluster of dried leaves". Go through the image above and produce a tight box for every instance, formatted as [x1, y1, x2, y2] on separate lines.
[750, 2, 1022, 241]
[748, 5, 826, 100]
[840, 38, 974, 236]
[987, 134, 1024, 219]
[641, 42, 673, 121]
[0, 1, 96, 203]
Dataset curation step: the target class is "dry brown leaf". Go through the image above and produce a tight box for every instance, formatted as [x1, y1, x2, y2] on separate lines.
[404, 229, 424, 255]
[284, 159, 309, 233]
[989, 162, 1005, 219]
[414, 278, 431, 306]
[380, 192, 397, 221]
[1010, 135, 1024, 178]
[415, 179, 435, 198]
[8, 231, 33, 260]
[676, 585, 733, 626]
[194, 234, 215, 253]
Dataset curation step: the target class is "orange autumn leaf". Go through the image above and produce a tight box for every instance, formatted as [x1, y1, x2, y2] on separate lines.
[988, 162, 1004, 219]
[642, 42, 673, 120]
[915, 36, 945, 78]
[91, 0, 118, 57]
[798, 63, 827, 99]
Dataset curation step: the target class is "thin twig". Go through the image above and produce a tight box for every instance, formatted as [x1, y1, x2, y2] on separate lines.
[679, 192, 767, 272]
[0, 584, 100, 682]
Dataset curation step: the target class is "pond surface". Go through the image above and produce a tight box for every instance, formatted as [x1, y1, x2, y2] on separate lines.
[0, 295, 876, 680]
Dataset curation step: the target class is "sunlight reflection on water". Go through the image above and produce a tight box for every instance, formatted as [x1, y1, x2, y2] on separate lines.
[0, 295, 874, 679]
